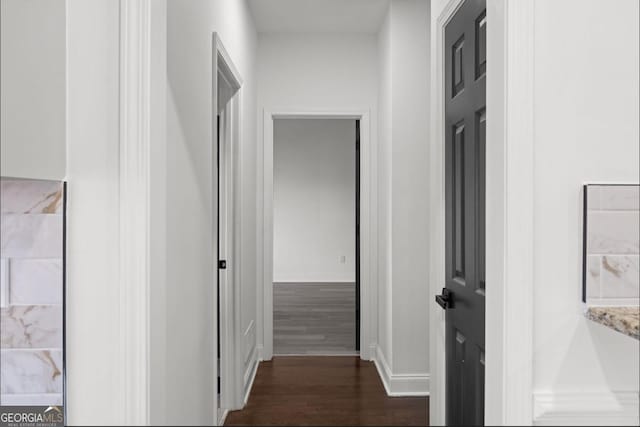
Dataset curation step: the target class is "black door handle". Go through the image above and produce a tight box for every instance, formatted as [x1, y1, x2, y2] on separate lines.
[435, 288, 453, 309]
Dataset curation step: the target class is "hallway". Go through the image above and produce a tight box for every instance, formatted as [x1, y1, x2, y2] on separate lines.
[224, 357, 428, 426]
[1, 0, 639, 425]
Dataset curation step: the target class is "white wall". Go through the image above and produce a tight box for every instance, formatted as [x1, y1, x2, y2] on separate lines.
[256, 33, 379, 110]
[166, 0, 258, 424]
[273, 119, 356, 283]
[376, 0, 430, 380]
[149, 0, 168, 424]
[389, 0, 430, 377]
[256, 31, 378, 353]
[1, 0, 66, 180]
[66, 0, 122, 423]
[532, 0, 640, 422]
[377, 3, 393, 371]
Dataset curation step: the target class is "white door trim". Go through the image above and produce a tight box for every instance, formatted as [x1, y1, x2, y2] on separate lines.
[429, 0, 535, 424]
[119, 0, 152, 423]
[213, 33, 245, 421]
[260, 109, 376, 361]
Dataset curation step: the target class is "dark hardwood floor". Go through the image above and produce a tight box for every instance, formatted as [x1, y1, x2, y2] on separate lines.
[224, 356, 428, 426]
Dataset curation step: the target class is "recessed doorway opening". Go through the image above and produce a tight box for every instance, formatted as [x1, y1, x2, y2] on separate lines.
[271, 118, 361, 356]
[260, 110, 375, 362]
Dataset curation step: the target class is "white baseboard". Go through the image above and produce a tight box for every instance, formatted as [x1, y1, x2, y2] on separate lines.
[533, 391, 640, 426]
[243, 347, 259, 406]
[217, 408, 228, 427]
[273, 281, 356, 285]
[373, 346, 429, 396]
[256, 344, 265, 361]
[364, 343, 377, 362]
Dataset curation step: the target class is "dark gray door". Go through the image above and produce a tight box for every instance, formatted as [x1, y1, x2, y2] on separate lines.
[438, 0, 486, 425]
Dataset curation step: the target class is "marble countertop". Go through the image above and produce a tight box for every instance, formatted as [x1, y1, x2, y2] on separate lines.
[586, 306, 639, 340]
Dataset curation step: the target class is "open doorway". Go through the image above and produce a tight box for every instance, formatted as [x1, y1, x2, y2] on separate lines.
[271, 118, 361, 355]
[261, 110, 374, 362]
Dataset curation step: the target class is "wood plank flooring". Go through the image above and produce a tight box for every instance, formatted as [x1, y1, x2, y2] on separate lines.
[224, 357, 428, 426]
[274, 283, 356, 355]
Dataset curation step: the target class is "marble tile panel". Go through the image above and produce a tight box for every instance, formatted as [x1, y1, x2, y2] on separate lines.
[599, 185, 640, 211]
[586, 186, 601, 210]
[0, 393, 63, 406]
[0, 259, 7, 308]
[0, 179, 63, 215]
[601, 255, 640, 299]
[586, 255, 601, 298]
[9, 259, 63, 305]
[587, 211, 640, 254]
[1, 306, 63, 349]
[0, 350, 62, 394]
[0, 215, 63, 259]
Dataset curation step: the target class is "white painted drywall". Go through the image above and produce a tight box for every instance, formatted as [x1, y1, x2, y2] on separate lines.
[166, 0, 258, 423]
[256, 32, 378, 352]
[256, 33, 379, 109]
[66, 0, 121, 423]
[376, 1, 393, 374]
[532, 0, 639, 414]
[149, 1, 168, 424]
[376, 0, 430, 378]
[273, 119, 356, 283]
[1, 0, 66, 180]
[248, 0, 390, 34]
[389, 0, 430, 377]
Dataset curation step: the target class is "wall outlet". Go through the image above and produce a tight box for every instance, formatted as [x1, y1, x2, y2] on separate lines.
[340, 255, 346, 264]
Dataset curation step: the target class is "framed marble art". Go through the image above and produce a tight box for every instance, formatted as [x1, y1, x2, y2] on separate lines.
[582, 184, 640, 305]
[0, 178, 66, 426]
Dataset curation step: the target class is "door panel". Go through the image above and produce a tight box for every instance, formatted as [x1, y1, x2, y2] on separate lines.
[442, 0, 487, 425]
[453, 122, 466, 281]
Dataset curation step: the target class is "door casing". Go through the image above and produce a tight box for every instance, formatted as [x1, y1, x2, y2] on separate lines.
[429, 0, 535, 425]
[213, 32, 244, 424]
[259, 110, 376, 362]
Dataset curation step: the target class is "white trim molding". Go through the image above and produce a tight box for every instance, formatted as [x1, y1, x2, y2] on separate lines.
[533, 391, 640, 426]
[119, 0, 152, 424]
[429, 1, 465, 423]
[374, 347, 430, 397]
[213, 32, 245, 420]
[217, 409, 229, 427]
[485, 1, 535, 424]
[256, 344, 265, 361]
[243, 352, 259, 406]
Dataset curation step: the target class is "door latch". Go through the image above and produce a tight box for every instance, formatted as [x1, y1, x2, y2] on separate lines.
[435, 288, 453, 309]
[218, 260, 227, 269]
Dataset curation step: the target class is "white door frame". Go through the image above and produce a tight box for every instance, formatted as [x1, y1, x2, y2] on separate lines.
[260, 109, 376, 361]
[213, 33, 244, 424]
[429, 0, 535, 425]
[119, 0, 153, 423]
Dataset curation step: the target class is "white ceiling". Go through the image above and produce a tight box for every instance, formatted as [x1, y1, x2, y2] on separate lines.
[248, 0, 390, 34]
